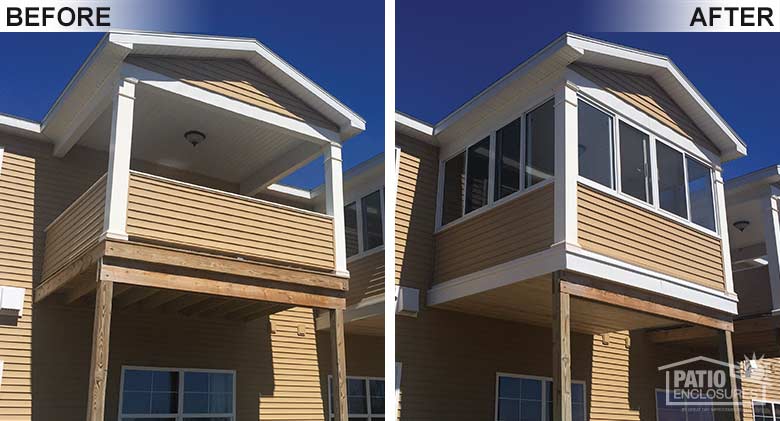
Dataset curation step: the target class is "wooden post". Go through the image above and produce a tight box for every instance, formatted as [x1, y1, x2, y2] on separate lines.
[552, 272, 572, 421]
[716, 330, 741, 421]
[330, 309, 348, 421]
[86, 261, 113, 421]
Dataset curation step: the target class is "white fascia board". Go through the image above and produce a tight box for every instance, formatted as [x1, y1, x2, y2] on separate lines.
[108, 31, 365, 139]
[725, 165, 780, 198]
[395, 112, 436, 144]
[123, 62, 341, 145]
[0, 114, 43, 140]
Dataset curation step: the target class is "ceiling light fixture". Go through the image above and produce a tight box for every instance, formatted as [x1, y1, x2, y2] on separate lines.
[184, 130, 206, 147]
[733, 220, 750, 232]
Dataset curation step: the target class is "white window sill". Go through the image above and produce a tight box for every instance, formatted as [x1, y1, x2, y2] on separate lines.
[347, 245, 384, 263]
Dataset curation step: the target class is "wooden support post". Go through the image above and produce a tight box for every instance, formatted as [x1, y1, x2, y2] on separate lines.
[716, 330, 742, 421]
[86, 261, 113, 421]
[552, 272, 572, 421]
[330, 308, 348, 421]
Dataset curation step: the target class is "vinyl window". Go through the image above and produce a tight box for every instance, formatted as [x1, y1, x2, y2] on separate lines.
[345, 202, 359, 257]
[752, 401, 780, 421]
[577, 101, 614, 188]
[328, 376, 385, 420]
[494, 118, 522, 200]
[465, 137, 491, 214]
[344, 189, 384, 258]
[525, 99, 556, 188]
[618, 121, 653, 204]
[495, 374, 586, 421]
[119, 367, 235, 421]
[655, 390, 714, 421]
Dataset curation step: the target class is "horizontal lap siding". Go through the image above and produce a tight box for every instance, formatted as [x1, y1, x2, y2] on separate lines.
[742, 356, 780, 421]
[126, 173, 335, 270]
[0, 135, 106, 421]
[41, 176, 106, 280]
[126, 56, 338, 131]
[590, 331, 641, 421]
[434, 183, 554, 283]
[578, 184, 725, 291]
[346, 252, 384, 306]
[395, 135, 438, 292]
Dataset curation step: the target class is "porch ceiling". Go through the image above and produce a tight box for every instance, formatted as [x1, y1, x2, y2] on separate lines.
[78, 83, 320, 186]
[435, 276, 680, 335]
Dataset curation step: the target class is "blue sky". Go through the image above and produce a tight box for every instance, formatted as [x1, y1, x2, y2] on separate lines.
[397, 0, 780, 180]
[0, 0, 383, 189]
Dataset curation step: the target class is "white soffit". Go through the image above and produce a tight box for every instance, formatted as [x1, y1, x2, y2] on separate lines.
[38, 30, 365, 154]
[421, 33, 746, 162]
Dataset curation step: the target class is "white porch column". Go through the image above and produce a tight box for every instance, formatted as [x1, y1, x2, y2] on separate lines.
[324, 142, 349, 276]
[102, 77, 137, 241]
[714, 169, 735, 294]
[763, 186, 780, 312]
[553, 81, 579, 247]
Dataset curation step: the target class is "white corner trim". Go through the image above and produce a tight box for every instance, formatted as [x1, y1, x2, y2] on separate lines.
[565, 245, 738, 314]
[121, 63, 341, 145]
[315, 295, 384, 330]
[427, 244, 567, 306]
[0, 146, 4, 176]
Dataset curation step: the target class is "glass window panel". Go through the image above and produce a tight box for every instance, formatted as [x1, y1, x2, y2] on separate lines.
[441, 152, 465, 225]
[619, 122, 653, 203]
[184, 392, 209, 413]
[495, 118, 522, 200]
[753, 402, 774, 420]
[522, 400, 542, 421]
[369, 380, 385, 414]
[687, 157, 716, 231]
[122, 391, 152, 414]
[151, 392, 178, 414]
[124, 418, 176, 421]
[657, 142, 688, 219]
[520, 379, 542, 401]
[571, 383, 585, 404]
[465, 137, 491, 214]
[361, 191, 383, 251]
[578, 101, 614, 188]
[347, 378, 368, 414]
[498, 377, 523, 399]
[344, 202, 359, 257]
[525, 99, 555, 187]
[184, 372, 209, 393]
[209, 393, 233, 413]
[497, 399, 520, 421]
[153, 371, 178, 392]
[183, 418, 231, 421]
[124, 370, 154, 392]
[209, 373, 233, 394]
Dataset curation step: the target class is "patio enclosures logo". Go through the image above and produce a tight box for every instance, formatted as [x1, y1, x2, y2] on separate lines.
[587, 0, 780, 32]
[0, 0, 193, 32]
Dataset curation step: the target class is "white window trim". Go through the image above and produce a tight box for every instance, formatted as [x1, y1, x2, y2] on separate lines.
[577, 93, 720, 238]
[751, 399, 780, 421]
[435, 95, 554, 232]
[494, 372, 587, 421]
[118, 366, 236, 421]
[345, 188, 385, 260]
[653, 387, 717, 421]
[327, 375, 385, 419]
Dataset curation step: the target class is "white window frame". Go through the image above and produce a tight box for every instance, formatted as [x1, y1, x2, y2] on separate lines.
[435, 95, 554, 233]
[327, 375, 385, 420]
[0, 146, 4, 176]
[653, 388, 717, 421]
[751, 399, 780, 421]
[575, 93, 721, 239]
[345, 188, 385, 262]
[494, 372, 587, 421]
[118, 366, 236, 421]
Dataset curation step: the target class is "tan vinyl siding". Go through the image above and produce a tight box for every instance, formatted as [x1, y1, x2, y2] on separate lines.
[434, 183, 554, 283]
[126, 171, 335, 270]
[742, 356, 780, 421]
[346, 251, 384, 307]
[589, 331, 640, 421]
[395, 134, 438, 292]
[578, 183, 726, 291]
[126, 56, 338, 131]
[41, 175, 106, 280]
[571, 63, 719, 154]
[0, 135, 106, 420]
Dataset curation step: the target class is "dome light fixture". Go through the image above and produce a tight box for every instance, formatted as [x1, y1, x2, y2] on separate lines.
[733, 220, 750, 232]
[184, 130, 206, 147]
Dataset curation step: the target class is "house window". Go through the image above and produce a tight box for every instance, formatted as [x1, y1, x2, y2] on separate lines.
[494, 118, 522, 200]
[687, 157, 716, 231]
[465, 137, 491, 213]
[496, 374, 586, 421]
[753, 401, 780, 421]
[329, 376, 385, 420]
[655, 390, 714, 421]
[656, 142, 688, 219]
[120, 367, 234, 421]
[577, 101, 614, 188]
[361, 190, 384, 250]
[441, 152, 466, 225]
[525, 99, 556, 187]
[619, 121, 653, 204]
[345, 202, 359, 257]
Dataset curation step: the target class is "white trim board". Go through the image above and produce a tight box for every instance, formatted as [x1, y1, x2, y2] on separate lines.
[0, 146, 4, 176]
[427, 243, 738, 315]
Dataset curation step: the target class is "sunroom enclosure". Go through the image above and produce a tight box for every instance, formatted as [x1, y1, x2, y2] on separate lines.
[33, 58, 354, 421]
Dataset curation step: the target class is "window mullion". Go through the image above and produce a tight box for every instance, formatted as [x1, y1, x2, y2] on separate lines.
[613, 117, 622, 193]
[488, 132, 496, 204]
[462, 149, 469, 215]
[519, 115, 526, 193]
[356, 200, 364, 253]
[435, 158, 445, 229]
[682, 154, 692, 220]
[650, 137, 660, 209]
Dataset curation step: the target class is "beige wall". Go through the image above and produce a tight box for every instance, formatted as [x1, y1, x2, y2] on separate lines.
[346, 251, 384, 307]
[734, 267, 772, 316]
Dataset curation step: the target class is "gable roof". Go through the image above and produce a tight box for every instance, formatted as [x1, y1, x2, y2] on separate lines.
[0, 30, 365, 145]
[399, 33, 746, 162]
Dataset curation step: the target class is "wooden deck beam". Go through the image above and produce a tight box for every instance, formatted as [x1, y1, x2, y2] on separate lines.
[35, 242, 105, 303]
[552, 272, 572, 421]
[647, 326, 718, 344]
[86, 261, 112, 421]
[100, 263, 346, 309]
[330, 309, 348, 421]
